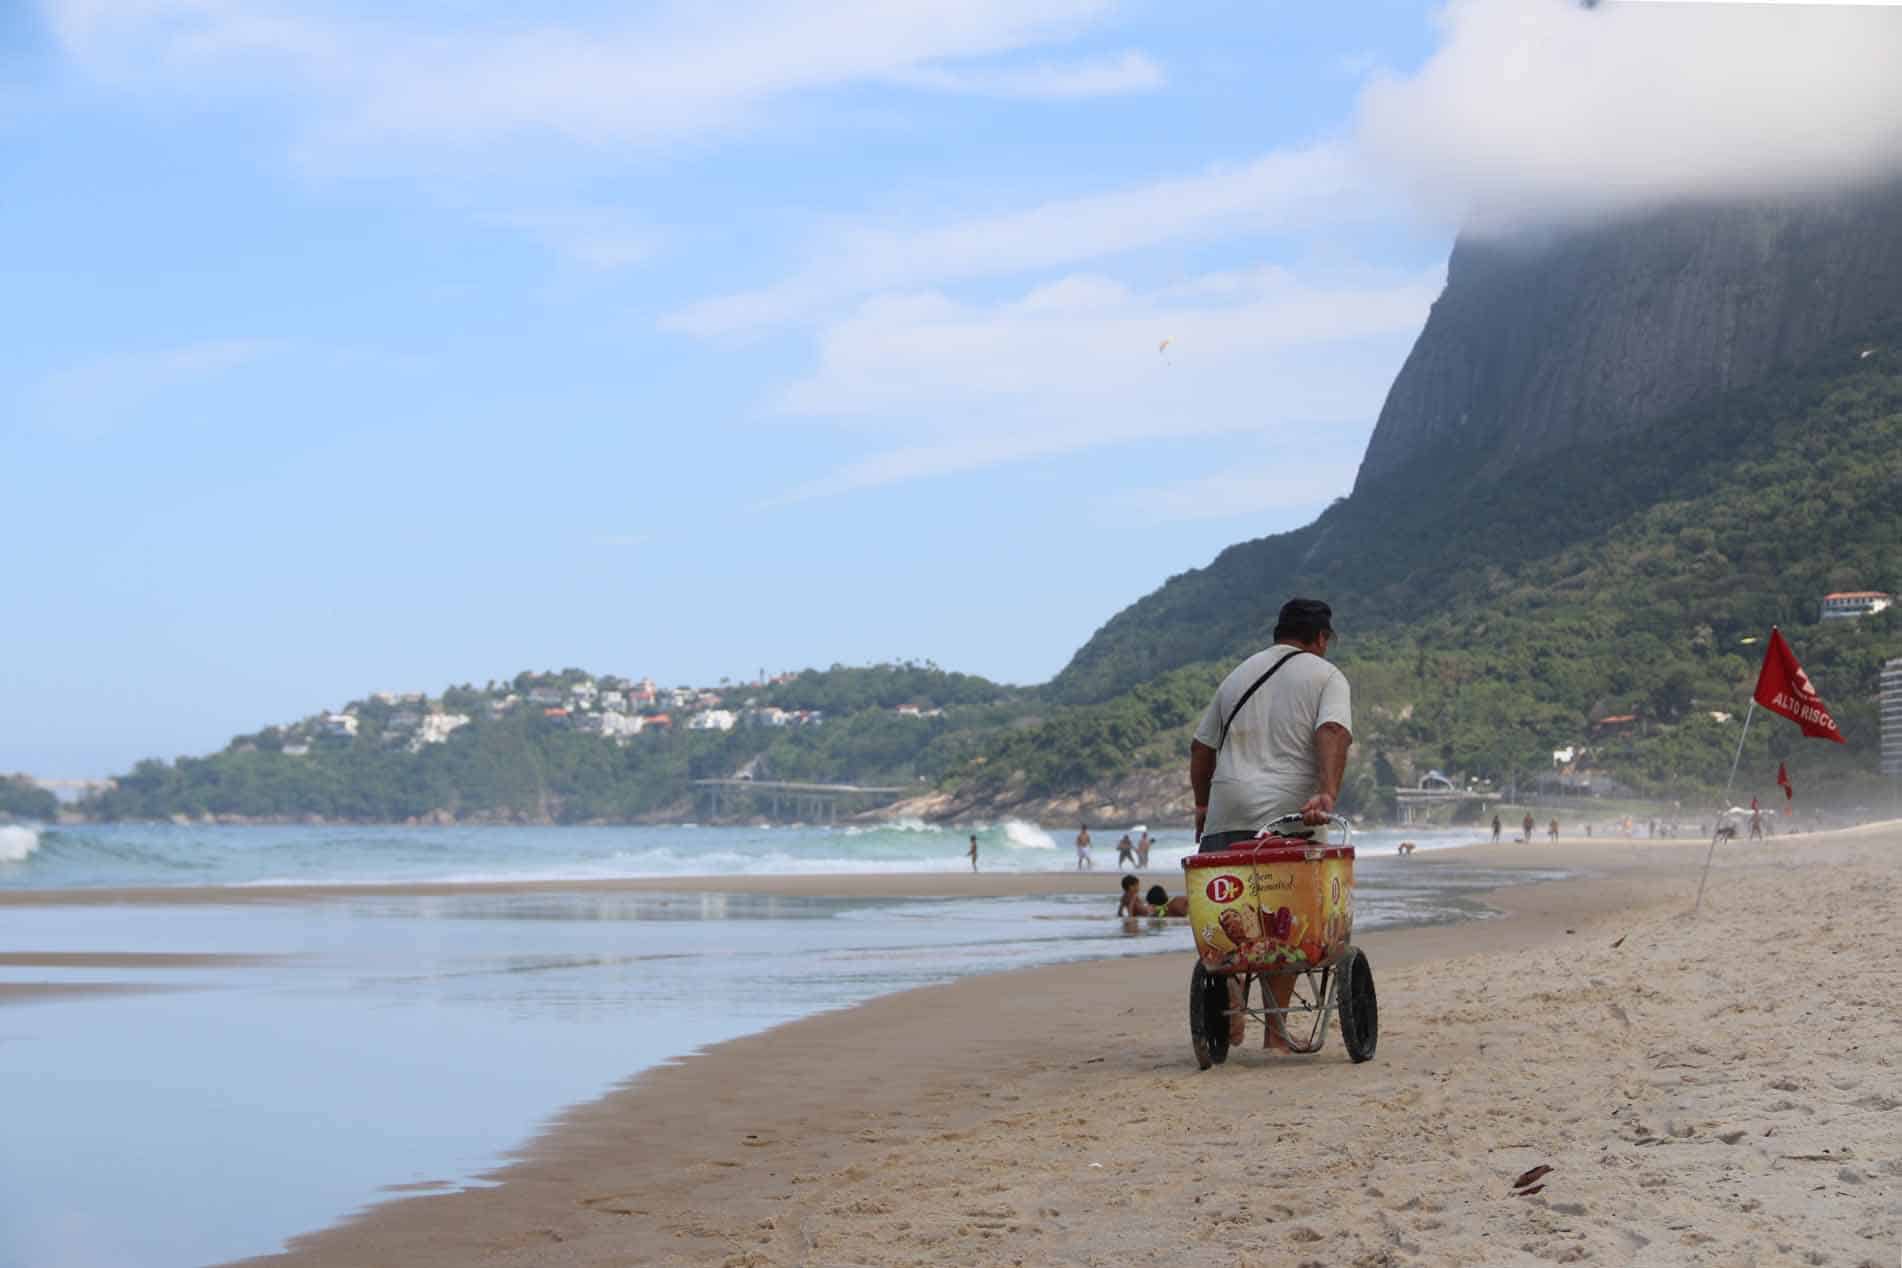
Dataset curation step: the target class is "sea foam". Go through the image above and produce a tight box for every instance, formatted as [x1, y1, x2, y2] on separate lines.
[1001, 820, 1057, 850]
[0, 825, 42, 863]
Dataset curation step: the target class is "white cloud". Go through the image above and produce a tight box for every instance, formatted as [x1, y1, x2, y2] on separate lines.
[25, 339, 277, 439]
[1357, 0, 1902, 233]
[40, 0, 1153, 149]
[663, 144, 1369, 335]
[759, 265, 1440, 503]
[893, 51, 1164, 100]
[492, 210, 661, 270]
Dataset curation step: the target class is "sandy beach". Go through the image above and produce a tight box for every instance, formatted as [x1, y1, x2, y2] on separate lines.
[171, 822, 1894, 1268]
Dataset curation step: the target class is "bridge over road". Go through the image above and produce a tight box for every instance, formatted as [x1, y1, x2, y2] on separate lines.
[691, 779, 907, 824]
[1392, 786, 1503, 826]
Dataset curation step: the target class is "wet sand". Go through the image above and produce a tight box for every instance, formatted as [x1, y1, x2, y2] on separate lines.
[217, 823, 1902, 1267]
[0, 951, 294, 1006]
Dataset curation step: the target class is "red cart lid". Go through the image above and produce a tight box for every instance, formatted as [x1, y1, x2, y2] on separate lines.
[1183, 839, 1355, 869]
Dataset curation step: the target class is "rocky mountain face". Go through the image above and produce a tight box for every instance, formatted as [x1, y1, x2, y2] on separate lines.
[1354, 181, 1902, 491]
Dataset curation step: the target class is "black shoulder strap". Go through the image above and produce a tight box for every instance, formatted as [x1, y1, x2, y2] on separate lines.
[1217, 650, 1307, 751]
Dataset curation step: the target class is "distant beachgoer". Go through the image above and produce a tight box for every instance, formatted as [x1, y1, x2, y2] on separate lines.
[1491, 815, 1502, 843]
[1585, 824, 1592, 838]
[1115, 833, 1135, 866]
[1748, 809, 1765, 840]
[1076, 825, 1093, 870]
[1548, 818, 1559, 842]
[967, 833, 979, 873]
[1144, 884, 1190, 917]
[1136, 830, 1153, 868]
[1396, 841, 1416, 856]
[1521, 813, 1535, 843]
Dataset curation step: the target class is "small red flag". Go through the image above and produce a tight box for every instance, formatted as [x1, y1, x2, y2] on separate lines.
[1752, 628, 1845, 744]
[1776, 762, 1792, 801]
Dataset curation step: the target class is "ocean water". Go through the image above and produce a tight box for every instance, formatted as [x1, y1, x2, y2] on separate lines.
[0, 820, 1478, 890]
[0, 823, 1543, 1268]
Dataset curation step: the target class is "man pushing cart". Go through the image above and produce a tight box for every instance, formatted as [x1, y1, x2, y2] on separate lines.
[1185, 599, 1376, 1065]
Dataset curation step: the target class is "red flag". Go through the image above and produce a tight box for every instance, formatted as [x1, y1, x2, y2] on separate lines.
[1752, 628, 1845, 744]
[1776, 762, 1792, 802]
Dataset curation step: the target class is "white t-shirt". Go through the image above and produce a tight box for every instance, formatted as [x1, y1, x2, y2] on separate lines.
[1193, 646, 1353, 836]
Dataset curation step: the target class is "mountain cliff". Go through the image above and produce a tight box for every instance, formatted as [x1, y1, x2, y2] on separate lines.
[1355, 182, 1902, 489]
[998, 189, 1902, 817]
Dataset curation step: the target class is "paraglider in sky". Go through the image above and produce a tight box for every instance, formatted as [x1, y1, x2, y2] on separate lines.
[1158, 337, 1173, 364]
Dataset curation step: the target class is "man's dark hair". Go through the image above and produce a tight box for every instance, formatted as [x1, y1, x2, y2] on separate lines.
[1274, 597, 1334, 644]
[1121, 874, 1139, 889]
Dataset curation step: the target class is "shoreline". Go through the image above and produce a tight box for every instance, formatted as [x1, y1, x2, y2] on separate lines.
[0, 831, 1719, 907]
[230, 823, 1902, 1266]
[223, 846, 1658, 1267]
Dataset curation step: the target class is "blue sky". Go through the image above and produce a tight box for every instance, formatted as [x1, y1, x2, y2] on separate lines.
[5, 1, 1899, 775]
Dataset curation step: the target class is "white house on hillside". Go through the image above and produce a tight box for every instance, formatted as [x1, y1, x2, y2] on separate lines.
[1820, 591, 1892, 621]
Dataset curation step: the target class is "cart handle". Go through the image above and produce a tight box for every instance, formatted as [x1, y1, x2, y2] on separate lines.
[1257, 812, 1351, 845]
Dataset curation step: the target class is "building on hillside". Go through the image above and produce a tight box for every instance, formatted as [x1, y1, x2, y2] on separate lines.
[600, 690, 626, 710]
[386, 711, 422, 732]
[570, 680, 598, 705]
[1882, 657, 1902, 777]
[372, 691, 425, 706]
[744, 706, 791, 727]
[1819, 591, 1893, 621]
[687, 709, 738, 732]
[282, 742, 311, 757]
[526, 686, 564, 706]
[415, 713, 470, 746]
[1593, 714, 1638, 734]
[575, 712, 642, 740]
[320, 713, 359, 739]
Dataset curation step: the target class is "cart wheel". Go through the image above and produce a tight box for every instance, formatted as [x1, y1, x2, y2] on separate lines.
[1189, 963, 1230, 1069]
[1335, 947, 1379, 1063]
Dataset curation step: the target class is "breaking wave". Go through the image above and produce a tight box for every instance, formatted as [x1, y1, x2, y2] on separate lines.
[0, 825, 42, 863]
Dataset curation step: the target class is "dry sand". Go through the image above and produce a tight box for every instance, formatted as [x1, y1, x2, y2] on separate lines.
[218, 822, 1902, 1268]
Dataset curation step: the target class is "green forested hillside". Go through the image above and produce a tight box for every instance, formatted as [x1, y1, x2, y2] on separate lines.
[954, 331, 1902, 808]
[84, 665, 1028, 823]
[81, 334, 1902, 823]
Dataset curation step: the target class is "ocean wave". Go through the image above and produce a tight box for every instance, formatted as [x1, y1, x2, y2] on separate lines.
[1000, 820, 1056, 850]
[0, 825, 42, 863]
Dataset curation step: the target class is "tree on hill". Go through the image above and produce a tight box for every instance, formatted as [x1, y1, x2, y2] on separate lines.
[0, 775, 58, 822]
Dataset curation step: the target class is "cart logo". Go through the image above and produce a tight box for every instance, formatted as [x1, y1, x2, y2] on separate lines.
[1205, 874, 1244, 903]
[1331, 876, 1342, 905]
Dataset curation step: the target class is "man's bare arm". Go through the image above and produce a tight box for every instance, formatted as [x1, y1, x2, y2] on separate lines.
[1189, 739, 1217, 841]
[1300, 722, 1353, 824]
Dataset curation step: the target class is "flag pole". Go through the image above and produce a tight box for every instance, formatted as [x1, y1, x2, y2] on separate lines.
[1695, 699, 1756, 915]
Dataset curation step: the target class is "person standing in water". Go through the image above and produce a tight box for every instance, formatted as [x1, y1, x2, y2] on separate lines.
[1136, 830, 1153, 868]
[967, 833, 979, 872]
[1075, 825, 1093, 870]
[1491, 815, 1502, 843]
[1115, 833, 1135, 866]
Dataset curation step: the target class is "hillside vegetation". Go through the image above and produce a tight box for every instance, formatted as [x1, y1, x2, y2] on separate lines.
[954, 331, 1902, 812]
[84, 665, 1029, 823]
[79, 334, 1901, 824]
